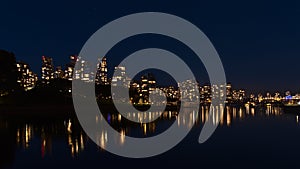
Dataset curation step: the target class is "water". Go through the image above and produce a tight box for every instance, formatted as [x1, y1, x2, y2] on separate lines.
[1, 105, 300, 169]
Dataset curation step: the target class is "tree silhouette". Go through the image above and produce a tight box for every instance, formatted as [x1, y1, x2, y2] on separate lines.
[0, 50, 17, 95]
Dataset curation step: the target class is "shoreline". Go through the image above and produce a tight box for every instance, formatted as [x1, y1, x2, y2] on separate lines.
[0, 102, 286, 118]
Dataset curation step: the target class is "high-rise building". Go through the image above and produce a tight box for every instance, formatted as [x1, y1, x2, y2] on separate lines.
[16, 61, 38, 91]
[219, 83, 226, 99]
[238, 89, 245, 100]
[200, 83, 211, 103]
[73, 56, 94, 82]
[226, 83, 232, 100]
[147, 73, 156, 93]
[54, 66, 64, 79]
[111, 66, 128, 87]
[41, 56, 54, 83]
[129, 73, 158, 104]
[232, 89, 245, 101]
[140, 75, 149, 103]
[178, 79, 199, 101]
[96, 56, 108, 85]
[65, 55, 77, 81]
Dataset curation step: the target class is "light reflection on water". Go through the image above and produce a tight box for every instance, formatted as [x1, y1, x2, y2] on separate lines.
[0, 104, 297, 167]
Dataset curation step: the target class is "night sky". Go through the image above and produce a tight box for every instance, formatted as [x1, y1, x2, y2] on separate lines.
[1, 0, 300, 94]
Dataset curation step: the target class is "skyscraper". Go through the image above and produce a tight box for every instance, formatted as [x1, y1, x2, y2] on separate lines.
[96, 56, 108, 85]
[226, 83, 232, 100]
[111, 66, 128, 87]
[16, 61, 38, 91]
[65, 55, 77, 81]
[178, 79, 199, 101]
[140, 75, 149, 103]
[41, 56, 54, 84]
[54, 66, 64, 79]
[147, 73, 156, 93]
[73, 56, 94, 82]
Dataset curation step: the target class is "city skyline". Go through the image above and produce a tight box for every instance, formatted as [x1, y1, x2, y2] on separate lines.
[3, 49, 300, 101]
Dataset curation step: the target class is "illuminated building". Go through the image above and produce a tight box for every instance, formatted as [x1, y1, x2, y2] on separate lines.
[165, 86, 179, 99]
[41, 56, 54, 83]
[141, 75, 149, 93]
[147, 73, 156, 93]
[129, 81, 140, 103]
[232, 89, 245, 101]
[140, 74, 150, 103]
[16, 61, 38, 91]
[73, 56, 94, 82]
[211, 84, 220, 100]
[257, 93, 263, 102]
[139, 73, 157, 104]
[111, 66, 128, 87]
[232, 90, 238, 100]
[65, 55, 77, 81]
[100, 56, 108, 84]
[219, 83, 226, 99]
[238, 89, 245, 100]
[226, 83, 232, 100]
[54, 66, 64, 79]
[200, 84, 211, 103]
[128, 73, 158, 105]
[96, 56, 108, 85]
[178, 79, 199, 101]
[274, 92, 281, 101]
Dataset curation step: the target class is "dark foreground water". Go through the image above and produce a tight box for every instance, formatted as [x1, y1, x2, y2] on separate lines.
[1, 105, 300, 169]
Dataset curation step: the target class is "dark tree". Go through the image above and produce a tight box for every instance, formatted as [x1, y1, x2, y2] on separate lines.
[0, 50, 17, 95]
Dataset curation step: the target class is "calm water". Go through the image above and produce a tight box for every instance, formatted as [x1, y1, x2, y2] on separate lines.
[1, 105, 300, 169]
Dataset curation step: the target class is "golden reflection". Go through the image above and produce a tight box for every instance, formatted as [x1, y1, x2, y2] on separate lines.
[143, 123, 147, 135]
[118, 114, 122, 122]
[25, 124, 32, 149]
[67, 119, 72, 133]
[68, 134, 72, 146]
[41, 138, 47, 158]
[148, 113, 151, 121]
[188, 112, 193, 128]
[215, 106, 219, 125]
[201, 107, 205, 123]
[120, 129, 126, 145]
[16, 129, 20, 144]
[193, 110, 198, 124]
[239, 108, 243, 119]
[233, 107, 236, 119]
[245, 103, 250, 114]
[80, 133, 84, 151]
[251, 108, 255, 116]
[220, 107, 224, 126]
[266, 104, 272, 115]
[149, 122, 156, 133]
[226, 111, 231, 126]
[75, 139, 79, 153]
[95, 115, 99, 123]
[9, 103, 298, 159]
[98, 131, 108, 150]
[219, 105, 224, 126]
[205, 106, 209, 123]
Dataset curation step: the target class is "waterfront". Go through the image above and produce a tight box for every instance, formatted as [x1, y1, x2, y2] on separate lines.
[1, 105, 300, 169]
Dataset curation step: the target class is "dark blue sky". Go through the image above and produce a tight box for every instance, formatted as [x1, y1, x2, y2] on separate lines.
[1, 0, 300, 94]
